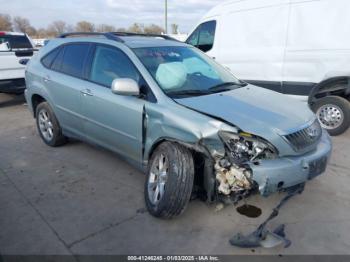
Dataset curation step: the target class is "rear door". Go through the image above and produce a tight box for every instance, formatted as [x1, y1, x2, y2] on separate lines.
[42, 43, 92, 136]
[81, 44, 145, 162]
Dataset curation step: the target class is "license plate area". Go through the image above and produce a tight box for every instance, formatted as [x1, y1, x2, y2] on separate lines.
[308, 156, 328, 179]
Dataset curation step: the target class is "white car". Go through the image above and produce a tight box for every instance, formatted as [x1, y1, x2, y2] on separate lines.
[0, 31, 36, 94]
[186, 0, 350, 136]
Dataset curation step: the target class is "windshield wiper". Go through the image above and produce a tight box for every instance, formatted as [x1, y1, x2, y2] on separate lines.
[166, 89, 211, 98]
[209, 81, 247, 92]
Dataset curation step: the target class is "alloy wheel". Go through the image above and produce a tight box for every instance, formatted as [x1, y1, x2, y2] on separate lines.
[38, 109, 54, 141]
[147, 154, 169, 205]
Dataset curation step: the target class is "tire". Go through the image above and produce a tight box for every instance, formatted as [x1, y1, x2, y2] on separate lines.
[36, 102, 67, 147]
[145, 142, 194, 219]
[312, 96, 350, 136]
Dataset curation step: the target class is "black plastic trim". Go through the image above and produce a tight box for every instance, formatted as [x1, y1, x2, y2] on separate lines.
[244, 79, 316, 96]
[282, 81, 316, 96]
[244, 80, 282, 93]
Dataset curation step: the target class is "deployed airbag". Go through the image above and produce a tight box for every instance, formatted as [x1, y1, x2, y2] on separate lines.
[156, 62, 187, 90]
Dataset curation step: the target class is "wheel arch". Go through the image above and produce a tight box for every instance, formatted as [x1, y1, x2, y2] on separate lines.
[146, 137, 217, 202]
[31, 94, 47, 117]
[308, 76, 350, 104]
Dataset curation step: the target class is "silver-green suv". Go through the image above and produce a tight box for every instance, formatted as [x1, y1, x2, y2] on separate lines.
[25, 32, 332, 218]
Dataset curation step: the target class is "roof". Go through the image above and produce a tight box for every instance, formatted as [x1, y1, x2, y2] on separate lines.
[58, 32, 188, 49]
[119, 36, 187, 48]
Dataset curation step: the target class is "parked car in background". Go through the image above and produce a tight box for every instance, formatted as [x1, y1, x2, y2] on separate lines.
[186, 0, 350, 136]
[24, 32, 331, 218]
[0, 31, 36, 94]
[32, 38, 48, 48]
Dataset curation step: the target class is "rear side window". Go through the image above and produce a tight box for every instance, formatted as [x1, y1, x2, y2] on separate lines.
[186, 20, 216, 52]
[51, 47, 65, 71]
[41, 47, 61, 68]
[60, 43, 91, 78]
[0, 35, 33, 49]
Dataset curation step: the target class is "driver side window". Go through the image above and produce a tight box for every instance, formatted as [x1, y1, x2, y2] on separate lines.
[90, 45, 140, 87]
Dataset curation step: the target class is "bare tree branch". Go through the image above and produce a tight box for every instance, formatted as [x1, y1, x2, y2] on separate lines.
[0, 13, 12, 31]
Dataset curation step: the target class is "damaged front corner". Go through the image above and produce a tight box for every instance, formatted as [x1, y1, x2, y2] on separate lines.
[215, 161, 253, 196]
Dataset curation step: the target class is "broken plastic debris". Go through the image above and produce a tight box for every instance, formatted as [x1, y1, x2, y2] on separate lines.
[230, 224, 291, 248]
[230, 183, 304, 249]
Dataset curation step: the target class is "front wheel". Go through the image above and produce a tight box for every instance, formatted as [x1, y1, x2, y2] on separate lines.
[312, 96, 350, 136]
[145, 142, 194, 219]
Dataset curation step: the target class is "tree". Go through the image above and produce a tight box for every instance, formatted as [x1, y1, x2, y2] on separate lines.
[144, 24, 164, 34]
[171, 24, 179, 34]
[0, 13, 12, 31]
[96, 24, 116, 33]
[13, 16, 32, 33]
[26, 26, 37, 36]
[128, 23, 144, 34]
[75, 21, 95, 32]
[47, 20, 68, 36]
[34, 28, 49, 38]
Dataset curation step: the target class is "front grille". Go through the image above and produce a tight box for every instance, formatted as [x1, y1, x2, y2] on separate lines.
[283, 120, 322, 151]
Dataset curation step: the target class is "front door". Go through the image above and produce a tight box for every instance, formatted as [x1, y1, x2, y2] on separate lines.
[81, 44, 145, 162]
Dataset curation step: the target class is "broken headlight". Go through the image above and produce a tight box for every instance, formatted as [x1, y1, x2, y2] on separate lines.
[218, 131, 278, 165]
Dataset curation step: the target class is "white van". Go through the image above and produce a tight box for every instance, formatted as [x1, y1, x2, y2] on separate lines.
[186, 0, 350, 136]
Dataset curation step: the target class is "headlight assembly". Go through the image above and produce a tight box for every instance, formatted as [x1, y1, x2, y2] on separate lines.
[218, 131, 278, 164]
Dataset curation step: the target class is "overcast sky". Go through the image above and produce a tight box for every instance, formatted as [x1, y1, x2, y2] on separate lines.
[0, 0, 223, 33]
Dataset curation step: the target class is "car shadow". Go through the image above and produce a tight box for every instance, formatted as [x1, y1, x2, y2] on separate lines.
[0, 93, 26, 108]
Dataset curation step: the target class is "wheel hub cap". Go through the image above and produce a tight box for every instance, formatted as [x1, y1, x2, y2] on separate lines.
[148, 154, 169, 205]
[38, 109, 54, 141]
[317, 104, 344, 130]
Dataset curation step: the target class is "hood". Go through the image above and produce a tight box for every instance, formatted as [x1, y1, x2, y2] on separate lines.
[175, 85, 315, 141]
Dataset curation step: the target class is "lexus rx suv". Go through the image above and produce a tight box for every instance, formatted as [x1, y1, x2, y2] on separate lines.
[24, 32, 332, 218]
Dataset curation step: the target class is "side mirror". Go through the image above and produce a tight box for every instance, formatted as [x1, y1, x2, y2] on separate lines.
[111, 78, 140, 96]
[19, 58, 30, 65]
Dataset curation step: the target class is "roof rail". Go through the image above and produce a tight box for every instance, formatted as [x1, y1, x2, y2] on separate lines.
[58, 32, 124, 43]
[111, 32, 179, 42]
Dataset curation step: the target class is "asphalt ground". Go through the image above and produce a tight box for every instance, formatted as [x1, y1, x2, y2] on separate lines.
[1, 93, 350, 256]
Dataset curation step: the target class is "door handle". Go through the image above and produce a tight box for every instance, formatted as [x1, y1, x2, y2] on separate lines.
[80, 89, 93, 96]
[43, 76, 51, 82]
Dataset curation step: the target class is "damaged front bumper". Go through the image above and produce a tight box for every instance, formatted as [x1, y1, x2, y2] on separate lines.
[250, 131, 332, 197]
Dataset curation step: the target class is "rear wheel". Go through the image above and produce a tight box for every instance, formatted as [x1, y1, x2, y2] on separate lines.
[36, 102, 67, 146]
[145, 142, 194, 218]
[312, 96, 350, 136]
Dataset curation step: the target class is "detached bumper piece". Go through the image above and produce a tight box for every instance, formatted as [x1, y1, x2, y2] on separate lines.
[229, 183, 304, 249]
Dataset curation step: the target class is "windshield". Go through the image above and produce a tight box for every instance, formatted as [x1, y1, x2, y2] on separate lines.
[0, 35, 33, 50]
[133, 46, 244, 98]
